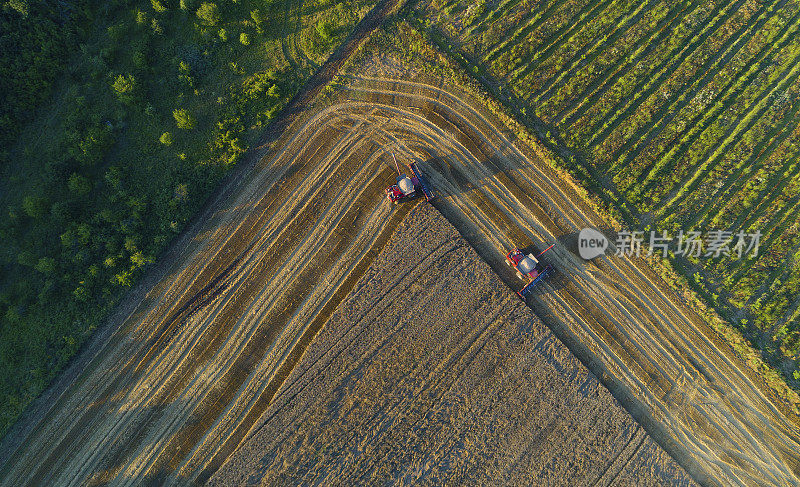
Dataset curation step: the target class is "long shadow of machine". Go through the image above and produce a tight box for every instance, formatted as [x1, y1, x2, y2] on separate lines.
[556, 226, 618, 262]
[422, 155, 524, 197]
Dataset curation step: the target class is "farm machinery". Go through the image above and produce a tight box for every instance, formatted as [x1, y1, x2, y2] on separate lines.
[506, 243, 555, 299]
[385, 153, 435, 204]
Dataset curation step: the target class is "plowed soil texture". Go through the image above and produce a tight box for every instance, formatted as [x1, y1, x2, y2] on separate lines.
[208, 202, 696, 486]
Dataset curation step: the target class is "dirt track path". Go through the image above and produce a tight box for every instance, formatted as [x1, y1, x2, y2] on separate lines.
[0, 64, 798, 484]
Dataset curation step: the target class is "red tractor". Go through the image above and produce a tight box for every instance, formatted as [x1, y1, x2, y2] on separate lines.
[386, 153, 435, 204]
[506, 243, 555, 299]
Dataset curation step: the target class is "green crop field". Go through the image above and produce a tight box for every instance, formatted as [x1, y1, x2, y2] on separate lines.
[411, 0, 800, 387]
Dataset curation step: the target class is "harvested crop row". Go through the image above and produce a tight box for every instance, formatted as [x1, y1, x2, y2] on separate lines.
[334, 74, 800, 485]
[209, 203, 696, 486]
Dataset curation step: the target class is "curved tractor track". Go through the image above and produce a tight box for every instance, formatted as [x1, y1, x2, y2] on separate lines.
[336, 76, 800, 486]
[0, 76, 798, 486]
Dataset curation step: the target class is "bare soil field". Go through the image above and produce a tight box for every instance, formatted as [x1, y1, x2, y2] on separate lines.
[0, 28, 798, 487]
[209, 202, 695, 486]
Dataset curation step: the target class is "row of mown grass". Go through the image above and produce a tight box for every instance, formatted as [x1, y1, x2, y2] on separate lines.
[0, 0, 372, 438]
[411, 0, 800, 395]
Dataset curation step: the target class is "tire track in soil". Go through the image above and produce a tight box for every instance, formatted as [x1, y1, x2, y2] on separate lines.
[209, 203, 695, 486]
[330, 75, 800, 486]
[1, 62, 798, 486]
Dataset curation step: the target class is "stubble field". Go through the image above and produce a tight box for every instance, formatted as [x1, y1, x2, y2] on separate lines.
[0, 22, 798, 486]
[208, 202, 696, 486]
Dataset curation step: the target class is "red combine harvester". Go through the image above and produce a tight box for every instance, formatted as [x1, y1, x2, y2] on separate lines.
[385, 153, 435, 204]
[506, 243, 555, 299]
